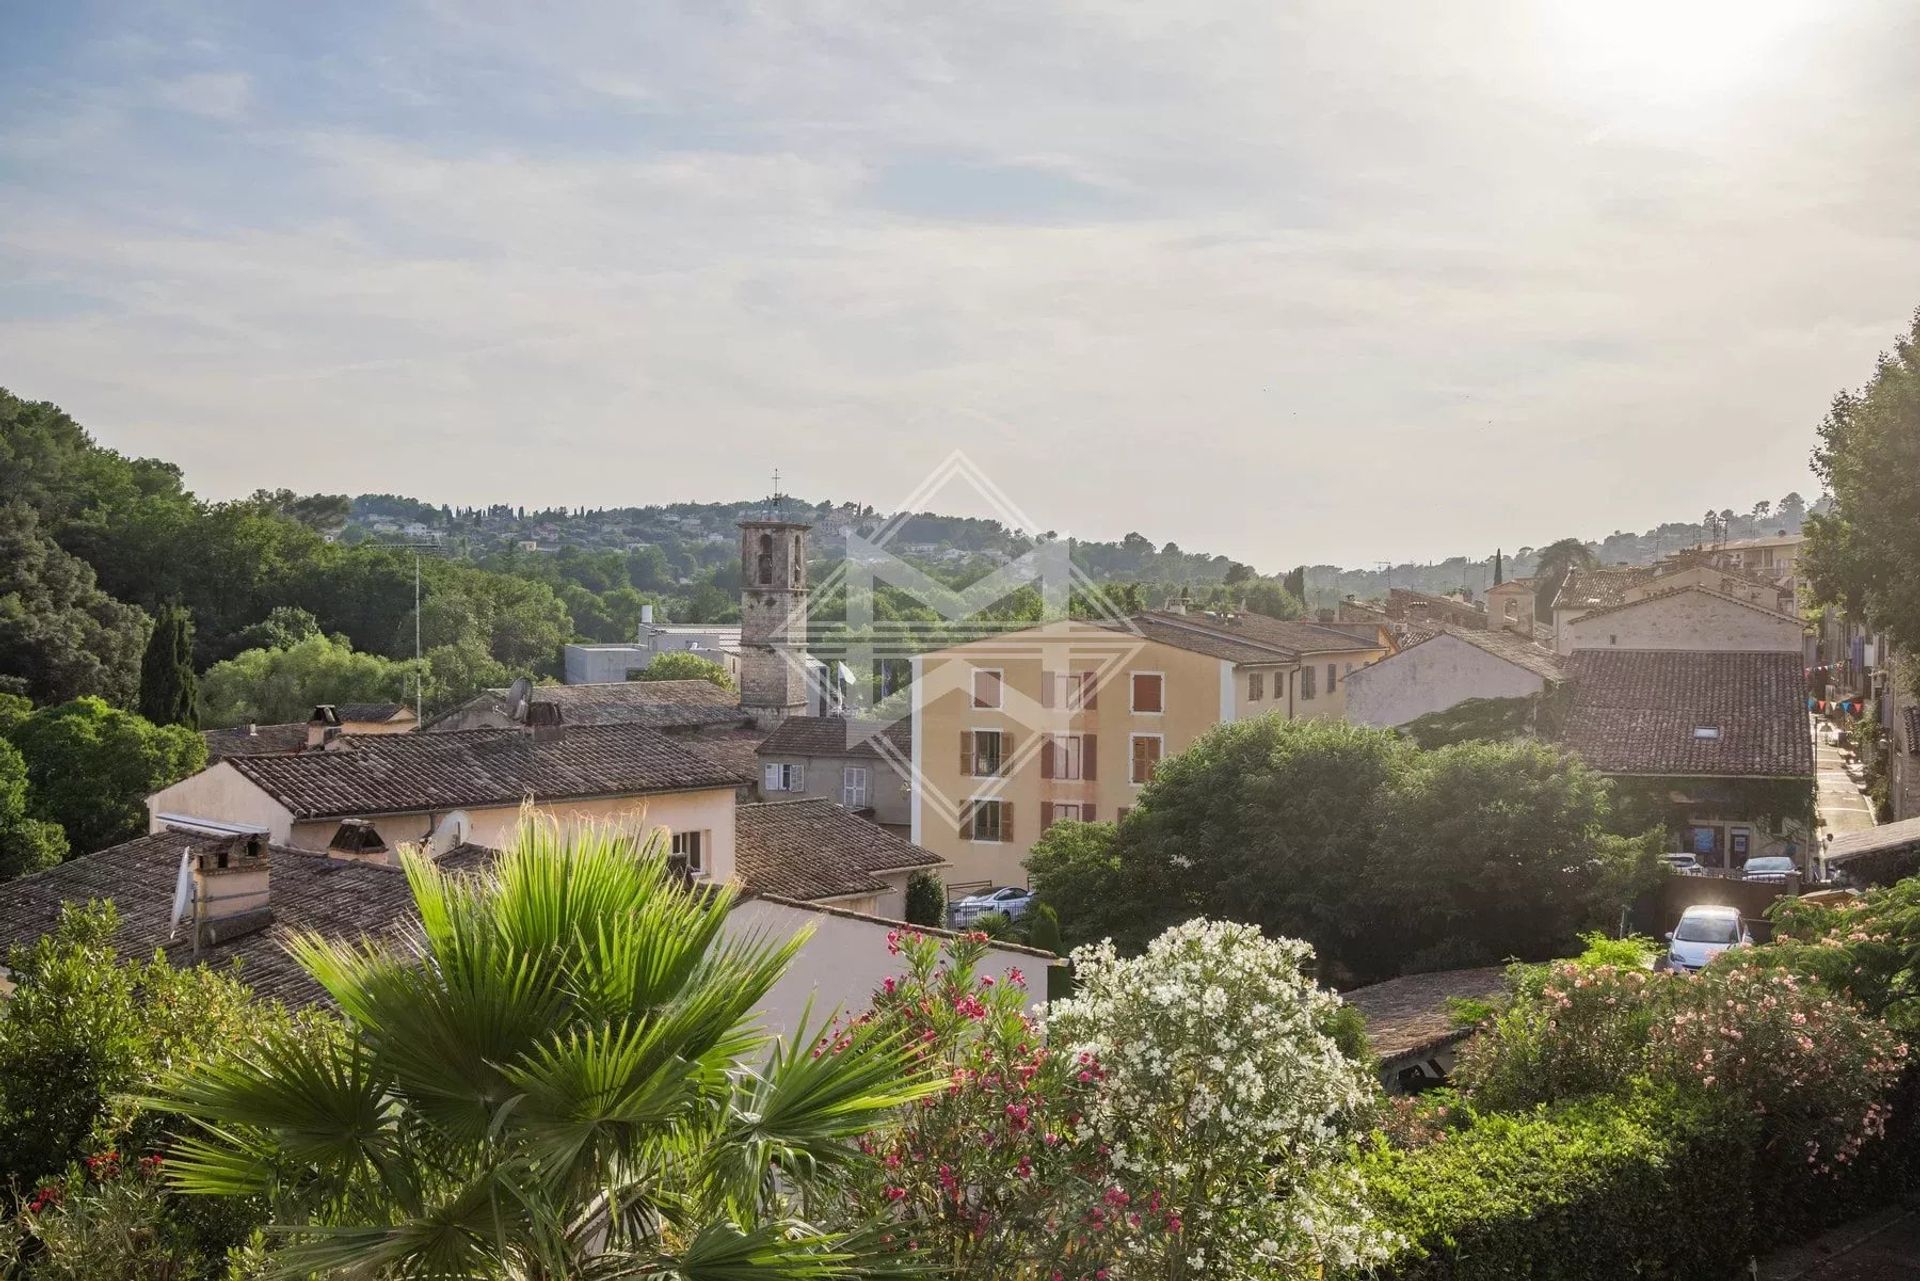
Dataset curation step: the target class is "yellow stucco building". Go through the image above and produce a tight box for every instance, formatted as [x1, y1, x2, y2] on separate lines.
[910, 610, 1387, 894]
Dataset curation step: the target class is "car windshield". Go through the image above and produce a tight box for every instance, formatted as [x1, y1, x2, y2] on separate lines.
[1674, 915, 1741, 944]
[1746, 858, 1793, 872]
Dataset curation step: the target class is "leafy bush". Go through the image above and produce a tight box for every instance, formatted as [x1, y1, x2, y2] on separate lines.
[903, 869, 945, 927]
[0, 903, 260, 1189]
[1453, 962, 1670, 1111]
[633, 649, 734, 689]
[1355, 1091, 1758, 1281]
[6, 697, 205, 854]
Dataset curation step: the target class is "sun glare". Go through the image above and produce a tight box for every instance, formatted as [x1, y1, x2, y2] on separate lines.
[1539, 0, 1822, 127]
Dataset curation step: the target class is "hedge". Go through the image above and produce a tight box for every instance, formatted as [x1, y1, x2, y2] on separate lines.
[1353, 1092, 1758, 1280]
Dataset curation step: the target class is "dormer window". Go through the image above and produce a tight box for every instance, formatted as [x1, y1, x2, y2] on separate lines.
[1693, 726, 1722, 740]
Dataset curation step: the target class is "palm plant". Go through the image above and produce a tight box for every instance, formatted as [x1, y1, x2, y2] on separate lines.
[1531, 536, 1598, 616]
[154, 817, 934, 1279]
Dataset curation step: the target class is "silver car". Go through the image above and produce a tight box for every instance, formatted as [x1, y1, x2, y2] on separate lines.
[949, 886, 1035, 928]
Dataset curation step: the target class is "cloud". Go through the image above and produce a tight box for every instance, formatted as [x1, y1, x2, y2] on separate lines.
[153, 70, 252, 121]
[2, 1, 1918, 566]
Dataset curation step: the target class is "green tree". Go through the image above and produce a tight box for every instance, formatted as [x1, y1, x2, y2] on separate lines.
[0, 503, 150, 708]
[136, 605, 198, 728]
[1025, 820, 1160, 955]
[7, 698, 205, 854]
[0, 739, 66, 880]
[636, 650, 737, 690]
[0, 902, 259, 1188]
[197, 634, 425, 728]
[1371, 739, 1660, 972]
[1238, 579, 1303, 620]
[1531, 537, 1597, 616]
[230, 605, 322, 653]
[1806, 310, 1920, 653]
[904, 869, 946, 927]
[159, 819, 932, 1278]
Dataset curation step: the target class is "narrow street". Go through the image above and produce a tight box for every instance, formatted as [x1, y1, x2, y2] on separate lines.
[1761, 1206, 1920, 1280]
[1815, 714, 1877, 868]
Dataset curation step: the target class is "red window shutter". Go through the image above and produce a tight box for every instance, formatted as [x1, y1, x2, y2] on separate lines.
[1040, 736, 1054, 779]
[960, 731, 973, 777]
[1041, 674, 1056, 709]
[1041, 801, 1054, 828]
[1002, 802, 1013, 844]
[1000, 730, 1015, 774]
[1084, 734, 1098, 780]
[1084, 674, 1097, 710]
[959, 801, 974, 841]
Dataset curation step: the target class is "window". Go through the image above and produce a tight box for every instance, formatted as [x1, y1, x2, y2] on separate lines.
[1042, 802, 1090, 828]
[1130, 733, 1162, 785]
[962, 729, 1006, 777]
[670, 830, 704, 874]
[962, 799, 1011, 843]
[756, 532, 774, 585]
[1693, 726, 1722, 740]
[1131, 672, 1164, 713]
[1042, 671, 1097, 710]
[762, 762, 805, 792]
[1248, 672, 1264, 701]
[1300, 665, 1317, 700]
[972, 667, 1003, 709]
[841, 765, 870, 808]
[1041, 733, 1095, 780]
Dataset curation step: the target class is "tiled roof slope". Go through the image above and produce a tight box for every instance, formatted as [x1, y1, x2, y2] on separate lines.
[202, 722, 309, 761]
[1552, 565, 1664, 611]
[734, 799, 941, 902]
[426, 681, 746, 732]
[227, 723, 748, 818]
[1905, 705, 1920, 755]
[1342, 966, 1508, 1061]
[1415, 627, 1564, 682]
[757, 715, 912, 760]
[1561, 650, 1812, 777]
[0, 830, 488, 1005]
[1111, 611, 1382, 665]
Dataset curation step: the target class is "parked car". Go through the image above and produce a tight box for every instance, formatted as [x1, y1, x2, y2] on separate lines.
[949, 886, 1035, 928]
[1663, 852, 1707, 875]
[1741, 855, 1798, 882]
[1663, 905, 1752, 973]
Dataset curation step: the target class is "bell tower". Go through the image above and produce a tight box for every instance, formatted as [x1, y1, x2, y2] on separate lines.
[738, 476, 811, 728]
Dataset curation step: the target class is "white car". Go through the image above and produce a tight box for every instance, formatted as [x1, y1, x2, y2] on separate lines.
[1663, 905, 1752, 973]
[949, 886, 1035, 928]
[1741, 855, 1798, 882]
[1663, 852, 1707, 875]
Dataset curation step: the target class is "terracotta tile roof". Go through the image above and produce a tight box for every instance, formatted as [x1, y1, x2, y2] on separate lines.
[201, 722, 309, 762]
[1905, 705, 1920, 754]
[1827, 815, 1920, 865]
[673, 726, 767, 782]
[1560, 650, 1813, 778]
[1341, 966, 1508, 1061]
[424, 680, 747, 732]
[0, 829, 489, 1005]
[1561, 583, 1800, 628]
[1552, 565, 1664, 611]
[1110, 611, 1381, 664]
[1409, 627, 1565, 682]
[335, 703, 409, 723]
[226, 723, 748, 819]
[757, 715, 912, 761]
[734, 799, 942, 902]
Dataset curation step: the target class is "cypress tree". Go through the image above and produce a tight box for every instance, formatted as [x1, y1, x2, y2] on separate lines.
[137, 606, 198, 728]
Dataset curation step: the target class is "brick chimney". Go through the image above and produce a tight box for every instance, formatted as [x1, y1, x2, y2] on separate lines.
[190, 835, 272, 951]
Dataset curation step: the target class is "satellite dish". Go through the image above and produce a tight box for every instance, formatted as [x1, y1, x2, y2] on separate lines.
[167, 847, 194, 939]
[505, 676, 533, 724]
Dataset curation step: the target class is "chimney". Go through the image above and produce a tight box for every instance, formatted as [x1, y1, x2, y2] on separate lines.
[247, 722, 257, 738]
[307, 704, 341, 749]
[528, 701, 567, 744]
[190, 836, 272, 951]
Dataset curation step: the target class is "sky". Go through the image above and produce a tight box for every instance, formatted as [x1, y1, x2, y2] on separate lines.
[2, 1, 1918, 570]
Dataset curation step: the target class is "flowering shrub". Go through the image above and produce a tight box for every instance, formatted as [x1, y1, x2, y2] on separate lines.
[1452, 962, 1673, 1110]
[1766, 881, 1920, 1031]
[1653, 958, 1906, 1174]
[1050, 920, 1388, 1279]
[13, 1149, 188, 1281]
[844, 928, 1172, 1279]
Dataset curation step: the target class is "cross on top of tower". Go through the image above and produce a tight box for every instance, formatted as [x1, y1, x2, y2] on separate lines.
[770, 468, 784, 518]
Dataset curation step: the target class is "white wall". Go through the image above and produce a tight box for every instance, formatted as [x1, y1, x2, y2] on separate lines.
[1557, 591, 1803, 655]
[1344, 634, 1551, 728]
[725, 898, 1045, 1041]
[148, 764, 296, 841]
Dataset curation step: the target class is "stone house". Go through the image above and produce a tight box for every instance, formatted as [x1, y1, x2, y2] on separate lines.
[755, 715, 914, 833]
[1344, 627, 1564, 729]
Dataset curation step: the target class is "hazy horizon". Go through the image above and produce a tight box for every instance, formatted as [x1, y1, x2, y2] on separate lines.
[5, 1, 1916, 566]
